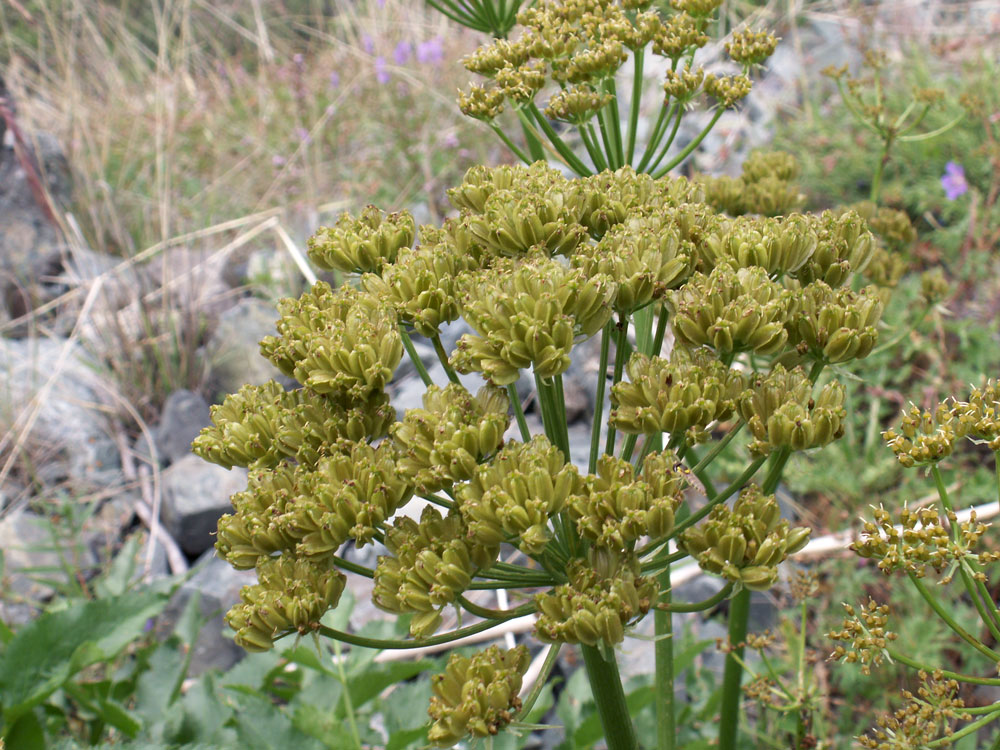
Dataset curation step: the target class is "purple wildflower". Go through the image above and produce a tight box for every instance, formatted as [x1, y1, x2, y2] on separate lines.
[374, 56, 390, 84]
[941, 161, 968, 200]
[361, 33, 375, 54]
[393, 41, 412, 65]
[272, 155, 287, 167]
[329, 71, 340, 89]
[294, 127, 312, 144]
[417, 37, 445, 66]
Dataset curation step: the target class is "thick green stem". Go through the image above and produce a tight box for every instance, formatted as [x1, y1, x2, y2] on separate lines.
[660, 581, 734, 613]
[582, 645, 639, 750]
[655, 561, 675, 750]
[888, 648, 1000, 685]
[718, 586, 751, 750]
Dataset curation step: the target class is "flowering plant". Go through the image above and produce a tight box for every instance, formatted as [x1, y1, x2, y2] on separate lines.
[194, 154, 890, 749]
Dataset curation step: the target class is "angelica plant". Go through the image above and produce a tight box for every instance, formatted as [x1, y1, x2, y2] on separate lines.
[455, 0, 779, 176]
[828, 380, 1000, 748]
[191, 158, 894, 750]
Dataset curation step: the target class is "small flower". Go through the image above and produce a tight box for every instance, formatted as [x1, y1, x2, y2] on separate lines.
[374, 56, 390, 84]
[417, 37, 445, 66]
[328, 71, 341, 89]
[393, 41, 412, 65]
[294, 127, 312, 144]
[941, 161, 968, 200]
[361, 33, 375, 54]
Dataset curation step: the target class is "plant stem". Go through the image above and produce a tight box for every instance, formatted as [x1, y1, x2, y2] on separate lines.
[400, 326, 434, 387]
[655, 560, 675, 750]
[672, 456, 767, 537]
[508, 382, 532, 442]
[660, 581, 734, 613]
[590, 322, 613, 473]
[518, 643, 562, 719]
[333, 638, 364, 750]
[652, 108, 725, 178]
[581, 645, 639, 750]
[605, 313, 630, 455]
[432, 334, 461, 384]
[626, 48, 645, 165]
[888, 649, 1000, 685]
[718, 584, 751, 750]
[908, 574, 1000, 662]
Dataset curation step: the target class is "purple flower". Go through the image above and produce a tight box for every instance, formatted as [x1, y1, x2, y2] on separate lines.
[272, 154, 287, 167]
[417, 37, 445, 66]
[329, 71, 340, 89]
[294, 127, 312, 144]
[941, 161, 968, 200]
[393, 41, 412, 65]
[374, 56, 390, 84]
[361, 33, 375, 54]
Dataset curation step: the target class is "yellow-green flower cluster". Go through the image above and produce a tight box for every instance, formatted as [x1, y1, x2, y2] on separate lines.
[701, 151, 805, 218]
[459, 0, 762, 126]
[883, 404, 957, 468]
[535, 558, 658, 646]
[373, 506, 499, 638]
[950, 380, 1000, 450]
[726, 29, 779, 67]
[679, 484, 810, 590]
[361, 235, 479, 338]
[391, 384, 510, 493]
[792, 209, 875, 287]
[193, 381, 395, 470]
[858, 672, 969, 750]
[568, 452, 686, 550]
[260, 282, 402, 400]
[427, 645, 531, 747]
[827, 599, 897, 675]
[610, 347, 744, 440]
[451, 255, 615, 384]
[784, 282, 883, 364]
[669, 264, 792, 356]
[307, 205, 415, 274]
[459, 435, 582, 555]
[701, 215, 816, 276]
[738, 365, 846, 457]
[573, 214, 695, 312]
[851, 505, 989, 578]
[225, 554, 346, 652]
[214, 440, 412, 570]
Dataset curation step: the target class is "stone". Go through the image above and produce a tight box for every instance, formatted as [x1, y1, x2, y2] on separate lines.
[0, 337, 121, 488]
[0, 129, 71, 320]
[152, 389, 212, 466]
[160, 454, 247, 556]
[159, 549, 257, 675]
[202, 298, 289, 400]
[0, 502, 125, 625]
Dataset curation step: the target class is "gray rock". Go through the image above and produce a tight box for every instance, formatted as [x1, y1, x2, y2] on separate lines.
[154, 389, 212, 466]
[0, 130, 71, 320]
[160, 550, 256, 675]
[0, 505, 111, 625]
[160, 454, 247, 556]
[202, 298, 288, 399]
[0, 337, 121, 488]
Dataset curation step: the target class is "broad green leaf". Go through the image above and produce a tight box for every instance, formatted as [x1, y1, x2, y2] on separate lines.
[93, 535, 142, 599]
[346, 658, 438, 711]
[4, 709, 45, 749]
[228, 691, 325, 750]
[0, 587, 170, 727]
[132, 641, 188, 725]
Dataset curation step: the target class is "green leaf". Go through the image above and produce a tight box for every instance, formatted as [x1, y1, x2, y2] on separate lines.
[227, 691, 325, 750]
[4, 709, 45, 750]
[0, 587, 170, 728]
[158, 672, 232, 745]
[346, 658, 438, 711]
[132, 641, 188, 725]
[93, 535, 141, 599]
